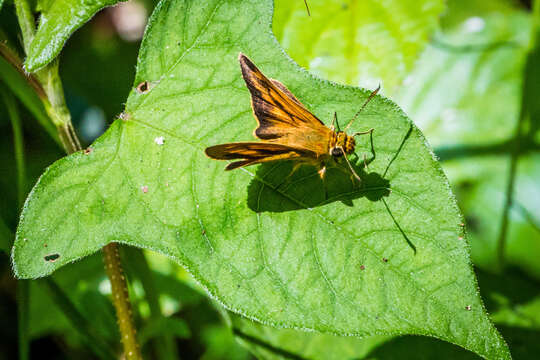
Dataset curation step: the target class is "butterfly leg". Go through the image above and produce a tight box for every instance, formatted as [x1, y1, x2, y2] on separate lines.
[353, 128, 376, 167]
[338, 146, 361, 183]
[363, 153, 370, 171]
[276, 162, 303, 190]
[318, 164, 329, 201]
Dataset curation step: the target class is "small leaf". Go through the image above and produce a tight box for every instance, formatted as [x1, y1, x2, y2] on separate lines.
[14, 0, 509, 358]
[273, 0, 445, 94]
[24, 0, 124, 72]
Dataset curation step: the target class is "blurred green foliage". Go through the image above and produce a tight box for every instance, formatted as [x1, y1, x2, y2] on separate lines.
[0, 0, 539, 359]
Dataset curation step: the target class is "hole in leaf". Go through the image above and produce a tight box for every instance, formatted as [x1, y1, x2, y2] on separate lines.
[44, 253, 60, 262]
[136, 81, 150, 93]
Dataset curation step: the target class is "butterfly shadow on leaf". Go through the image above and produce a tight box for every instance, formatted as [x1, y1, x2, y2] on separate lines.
[246, 159, 390, 213]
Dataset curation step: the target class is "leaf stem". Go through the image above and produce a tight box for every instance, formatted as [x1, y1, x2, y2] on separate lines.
[12, 1, 142, 357]
[103, 243, 142, 360]
[123, 247, 178, 360]
[13, 0, 35, 54]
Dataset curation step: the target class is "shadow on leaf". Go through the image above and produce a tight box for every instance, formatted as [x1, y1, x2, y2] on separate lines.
[246, 160, 390, 213]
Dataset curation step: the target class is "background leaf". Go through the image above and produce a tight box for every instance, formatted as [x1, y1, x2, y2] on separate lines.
[273, 0, 445, 94]
[13, 0, 509, 358]
[227, 311, 391, 360]
[24, 0, 124, 72]
[396, 3, 540, 278]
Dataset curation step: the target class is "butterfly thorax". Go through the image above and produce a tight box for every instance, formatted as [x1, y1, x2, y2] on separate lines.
[329, 131, 355, 157]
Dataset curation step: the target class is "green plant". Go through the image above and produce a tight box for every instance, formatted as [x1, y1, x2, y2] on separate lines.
[1, 0, 538, 359]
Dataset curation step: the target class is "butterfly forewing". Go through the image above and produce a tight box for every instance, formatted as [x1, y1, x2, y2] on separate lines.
[238, 54, 332, 154]
[205, 53, 336, 171]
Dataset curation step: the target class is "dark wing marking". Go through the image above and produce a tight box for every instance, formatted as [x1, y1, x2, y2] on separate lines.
[238, 53, 325, 141]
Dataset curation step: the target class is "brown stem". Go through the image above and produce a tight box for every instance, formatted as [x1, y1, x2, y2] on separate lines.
[103, 243, 142, 360]
[55, 114, 141, 360]
[11, 0, 142, 356]
[0, 43, 47, 100]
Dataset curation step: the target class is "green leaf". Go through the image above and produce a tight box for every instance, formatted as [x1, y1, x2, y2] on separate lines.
[13, 0, 509, 358]
[24, 0, 124, 72]
[231, 266, 540, 359]
[273, 0, 445, 94]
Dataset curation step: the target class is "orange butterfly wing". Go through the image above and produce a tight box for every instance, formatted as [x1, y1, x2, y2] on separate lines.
[238, 53, 332, 155]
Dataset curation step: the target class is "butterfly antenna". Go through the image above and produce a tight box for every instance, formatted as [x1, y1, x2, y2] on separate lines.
[303, 0, 311, 16]
[339, 147, 361, 182]
[344, 85, 381, 131]
[334, 112, 341, 131]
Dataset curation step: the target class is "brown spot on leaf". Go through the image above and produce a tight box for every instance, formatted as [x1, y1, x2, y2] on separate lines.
[382, 257, 388, 263]
[136, 80, 150, 93]
[360, 265, 365, 270]
[84, 147, 93, 155]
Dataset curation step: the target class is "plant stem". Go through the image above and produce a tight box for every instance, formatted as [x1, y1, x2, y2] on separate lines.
[434, 138, 539, 162]
[496, 0, 540, 269]
[16, 280, 29, 360]
[123, 247, 178, 360]
[103, 243, 142, 360]
[3, 89, 30, 360]
[12, 1, 142, 358]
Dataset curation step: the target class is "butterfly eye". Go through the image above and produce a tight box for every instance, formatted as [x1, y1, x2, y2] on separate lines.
[331, 147, 344, 157]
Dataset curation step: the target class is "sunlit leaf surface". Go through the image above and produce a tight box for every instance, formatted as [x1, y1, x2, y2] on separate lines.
[13, 0, 509, 358]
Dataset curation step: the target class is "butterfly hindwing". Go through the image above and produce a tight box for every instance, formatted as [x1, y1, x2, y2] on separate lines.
[205, 142, 316, 170]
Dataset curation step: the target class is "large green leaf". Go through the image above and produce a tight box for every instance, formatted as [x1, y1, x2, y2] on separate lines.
[273, 0, 444, 94]
[13, 0, 509, 358]
[24, 0, 123, 72]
